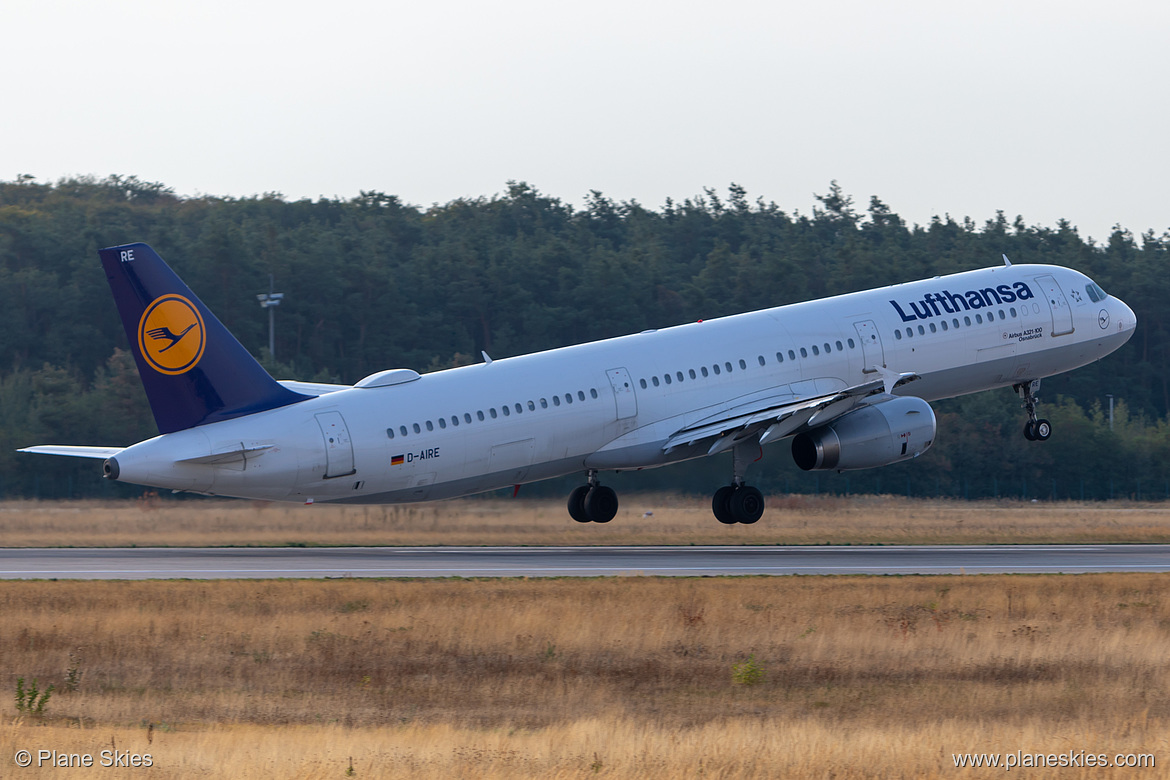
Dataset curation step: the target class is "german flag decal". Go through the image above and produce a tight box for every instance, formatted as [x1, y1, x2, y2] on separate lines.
[391, 454, 404, 466]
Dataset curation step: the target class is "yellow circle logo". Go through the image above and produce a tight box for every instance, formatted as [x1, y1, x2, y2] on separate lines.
[137, 295, 206, 375]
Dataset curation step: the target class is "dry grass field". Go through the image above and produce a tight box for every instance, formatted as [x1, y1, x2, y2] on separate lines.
[3, 494, 1170, 546]
[2, 575, 1167, 778]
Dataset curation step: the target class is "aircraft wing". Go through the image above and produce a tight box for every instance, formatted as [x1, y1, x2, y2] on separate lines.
[17, 445, 125, 459]
[663, 368, 919, 455]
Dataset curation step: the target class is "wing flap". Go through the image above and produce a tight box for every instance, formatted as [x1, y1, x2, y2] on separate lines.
[663, 372, 920, 452]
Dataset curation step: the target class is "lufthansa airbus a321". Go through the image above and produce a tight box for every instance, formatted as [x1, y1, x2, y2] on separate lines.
[21, 244, 1135, 524]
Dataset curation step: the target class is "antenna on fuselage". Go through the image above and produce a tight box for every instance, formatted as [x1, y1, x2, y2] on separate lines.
[1002, 254, 1012, 266]
[481, 350, 493, 365]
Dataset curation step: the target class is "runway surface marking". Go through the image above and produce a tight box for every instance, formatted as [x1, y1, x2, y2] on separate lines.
[1, 545, 1168, 578]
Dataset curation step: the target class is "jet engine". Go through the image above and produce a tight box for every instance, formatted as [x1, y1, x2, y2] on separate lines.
[791, 396, 936, 471]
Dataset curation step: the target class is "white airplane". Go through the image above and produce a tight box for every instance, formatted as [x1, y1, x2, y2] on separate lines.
[21, 244, 1135, 524]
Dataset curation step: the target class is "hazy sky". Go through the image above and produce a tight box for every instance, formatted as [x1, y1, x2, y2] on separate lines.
[5, 0, 1166, 242]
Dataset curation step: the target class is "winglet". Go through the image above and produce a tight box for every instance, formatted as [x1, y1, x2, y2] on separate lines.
[100, 243, 313, 434]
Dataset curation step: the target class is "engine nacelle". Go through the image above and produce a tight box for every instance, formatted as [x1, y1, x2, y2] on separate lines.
[791, 396, 936, 471]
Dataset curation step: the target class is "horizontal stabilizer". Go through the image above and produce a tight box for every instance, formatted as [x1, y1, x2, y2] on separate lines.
[177, 444, 274, 466]
[277, 380, 350, 395]
[17, 445, 124, 459]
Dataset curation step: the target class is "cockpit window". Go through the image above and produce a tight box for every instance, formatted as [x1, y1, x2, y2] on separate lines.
[1086, 284, 1100, 303]
[1092, 283, 1107, 301]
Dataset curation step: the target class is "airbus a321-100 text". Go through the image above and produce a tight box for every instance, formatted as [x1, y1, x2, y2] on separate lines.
[21, 244, 1135, 524]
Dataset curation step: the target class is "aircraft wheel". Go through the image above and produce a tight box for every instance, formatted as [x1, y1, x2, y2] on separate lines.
[730, 485, 764, 525]
[712, 485, 738, 525]
[584, 485, 618, 523]
[568, 485, 591, 523]
[1034, 419, 1052, 441]
[1023, 421, 1036, 441]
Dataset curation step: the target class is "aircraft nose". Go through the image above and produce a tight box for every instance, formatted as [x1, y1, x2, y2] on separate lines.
[1118, 298, 1137, 331]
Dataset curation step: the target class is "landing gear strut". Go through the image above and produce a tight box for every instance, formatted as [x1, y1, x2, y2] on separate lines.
[1015, 380, 1051, 441]
[711, 442, 765, 525]
[568, 470, 618, 523]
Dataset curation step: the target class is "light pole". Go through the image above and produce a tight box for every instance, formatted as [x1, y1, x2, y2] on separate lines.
[256, 275, 283, 360]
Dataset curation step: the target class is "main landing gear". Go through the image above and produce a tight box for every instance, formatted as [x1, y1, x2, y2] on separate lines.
[1016, 379, 1051, 441]
[568, 470, 619, 524]
[711, 441, 765, 525]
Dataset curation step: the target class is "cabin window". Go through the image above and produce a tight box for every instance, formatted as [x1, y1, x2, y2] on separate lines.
[477, 410, 485, 421]
[426, 420, 434, 431]
[578, 391, 585, 401]
[975, 314, 983, 324]
[952, 318, 960, 329]
[788, 349, 796, 360]
[776, 351, 784, 363]
[400, 425, 408, 436]
[1010, 307, 1017, 317]
[528, 401, 535, 411]
[490, 408, 498, 419]
[964, 316, 971, 326]
[929, 323, 937, 333]
[739, 359, 747, 370]
[689, 369, 697, 379]
[438, 418, 446, 429]
[514, 403, 522, 414]
[464, 413, 472, 424]
[824, 342, 831, 354]
[905, 327, 913, 338]
[452, 416, 459, 427]
[565, 393, 573, 404]
[664, 374, 672, 385]
[811, 345, 820, 356]
[640, 378, 647, 389]
[540, 398, 548, 409]
[940, 320, 948, 331]
[848, 338, 855, 349]
[652, 376, 660, 387]
[725, 362, 734, 373]
[553, 396, 561, 407]
[591, 388, 599, 398]
[836, 340, 843, 351]
[413, 423, 421, 434]
[758, 355, 766, 366]
[999, 310, 1006, 320]
[502, 406, 510, 417]
[676, 372, 684, 382]
[386, 428, 395, 439]
[701, 366, 709, 377]
[800, 347, 808, 358]
[917, 325, 925, 335]
[895, 329, 903, 340]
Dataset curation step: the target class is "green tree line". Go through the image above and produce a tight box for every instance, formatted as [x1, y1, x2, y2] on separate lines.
[0, 175, 1165, 500]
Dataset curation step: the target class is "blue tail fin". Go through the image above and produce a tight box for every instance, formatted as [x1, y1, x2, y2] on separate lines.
[100, 242, 312, 434]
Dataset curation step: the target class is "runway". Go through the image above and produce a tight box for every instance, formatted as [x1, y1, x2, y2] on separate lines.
[1, 544, 1169, 579]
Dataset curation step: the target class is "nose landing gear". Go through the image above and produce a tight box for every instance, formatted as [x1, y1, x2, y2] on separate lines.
[1016, 380, 1051, 441]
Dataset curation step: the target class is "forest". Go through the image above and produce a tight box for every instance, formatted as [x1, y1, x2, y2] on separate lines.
[0, 174, 1166, 501]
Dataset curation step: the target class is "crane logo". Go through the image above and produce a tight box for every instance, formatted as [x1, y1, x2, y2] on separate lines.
[137, 294, 206, 375]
